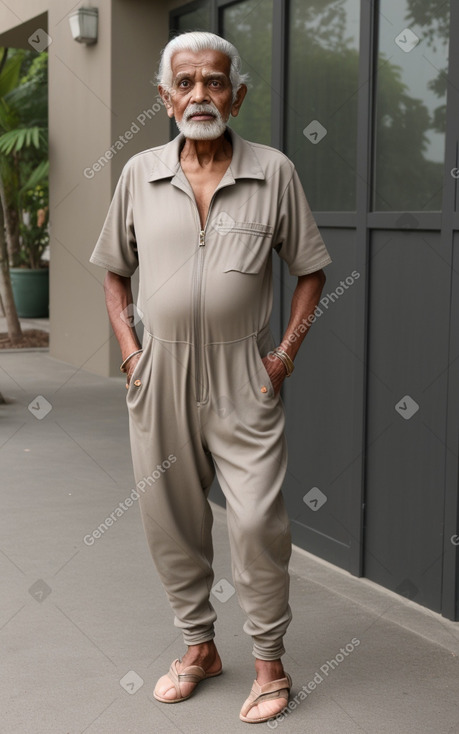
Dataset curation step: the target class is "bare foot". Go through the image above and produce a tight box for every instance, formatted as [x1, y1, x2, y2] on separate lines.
[242, 658, 289, 721]
[154, 641, 222, 701]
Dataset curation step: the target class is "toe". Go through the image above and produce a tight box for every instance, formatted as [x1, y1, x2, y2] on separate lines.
[154, 673, 180, 701]
[245, 698, 288, 721]
[154, 671, 198, 701]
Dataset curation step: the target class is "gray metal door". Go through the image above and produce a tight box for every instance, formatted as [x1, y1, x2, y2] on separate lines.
[172, 0, 459, 620]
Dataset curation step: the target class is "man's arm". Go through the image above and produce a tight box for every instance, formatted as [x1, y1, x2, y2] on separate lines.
[263, 269, 326, 394]
[104, 270, 142, 386]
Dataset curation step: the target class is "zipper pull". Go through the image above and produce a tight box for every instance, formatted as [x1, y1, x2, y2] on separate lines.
[199, 230, 205, 246]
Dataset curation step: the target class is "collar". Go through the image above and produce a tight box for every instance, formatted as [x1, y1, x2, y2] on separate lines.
[146, 127, 265, 183]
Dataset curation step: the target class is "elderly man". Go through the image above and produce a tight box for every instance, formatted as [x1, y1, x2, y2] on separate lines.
[90, 31, 331, 724]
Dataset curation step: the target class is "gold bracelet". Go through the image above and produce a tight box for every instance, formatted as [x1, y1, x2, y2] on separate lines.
[272, 351, 290, 376]
[273, 348, 295, 377]
[120, 349, 143, 373]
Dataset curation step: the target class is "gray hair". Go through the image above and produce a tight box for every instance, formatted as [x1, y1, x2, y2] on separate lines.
[157, 31, 249, 101]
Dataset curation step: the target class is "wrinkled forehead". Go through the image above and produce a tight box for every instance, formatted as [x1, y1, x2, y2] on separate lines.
[170, 49, 232, 79]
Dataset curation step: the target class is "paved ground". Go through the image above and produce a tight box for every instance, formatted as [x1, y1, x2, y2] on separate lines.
[0, 351, 458, 734]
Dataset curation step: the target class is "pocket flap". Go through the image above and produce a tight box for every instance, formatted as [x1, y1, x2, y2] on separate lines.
[222, 222, 273, 274]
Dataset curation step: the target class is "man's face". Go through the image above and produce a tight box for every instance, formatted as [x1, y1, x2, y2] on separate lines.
[159, 48, 246, 140]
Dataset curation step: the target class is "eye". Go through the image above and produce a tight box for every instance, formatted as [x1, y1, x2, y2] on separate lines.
[209, 80, 222, 88]
[178, 79, 191, 88]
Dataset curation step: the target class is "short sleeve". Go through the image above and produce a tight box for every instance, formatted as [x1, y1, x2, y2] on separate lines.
[89, 169, 138, 277]
[274, 168, 332, 276]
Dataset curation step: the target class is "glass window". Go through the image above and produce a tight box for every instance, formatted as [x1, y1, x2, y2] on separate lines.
[221, 0, 273, 146]
[285, 0, 360, 211]
[176, 2, 211, 32]
[373, 0, 449, 211]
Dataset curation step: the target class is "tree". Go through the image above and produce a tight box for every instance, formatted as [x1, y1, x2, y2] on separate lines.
[0, 48, 22, 342]
[0, 176, 21, 343]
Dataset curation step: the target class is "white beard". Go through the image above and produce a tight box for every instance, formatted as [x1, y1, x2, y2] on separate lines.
[176, 103, 228, 140]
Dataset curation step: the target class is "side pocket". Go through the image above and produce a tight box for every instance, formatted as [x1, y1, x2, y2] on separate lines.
[126, 350, 145, 390]
[252, 336, 275, 398]
[126, 334, 152, 407]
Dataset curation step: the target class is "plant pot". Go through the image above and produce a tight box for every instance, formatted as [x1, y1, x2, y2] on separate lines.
[10, 267, 49, 318]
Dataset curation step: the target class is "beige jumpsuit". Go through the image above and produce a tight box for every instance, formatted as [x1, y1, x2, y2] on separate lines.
[90, 128, 332, 660]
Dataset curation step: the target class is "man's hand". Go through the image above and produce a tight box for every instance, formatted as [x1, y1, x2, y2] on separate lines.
[103, 271, 142, 386]
[125, 352, 142, 388]
[262, 355, 288, 395]
[261, 270, 327, 396]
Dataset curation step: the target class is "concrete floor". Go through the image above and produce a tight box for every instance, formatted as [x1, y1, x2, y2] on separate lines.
[0, 351, 458, 734]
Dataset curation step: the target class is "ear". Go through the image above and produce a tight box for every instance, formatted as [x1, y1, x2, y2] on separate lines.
[231, 84, 247, 118]
[158, 85, 175, 119]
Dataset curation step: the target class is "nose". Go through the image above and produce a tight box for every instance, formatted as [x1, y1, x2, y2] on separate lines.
[191, 82, 209, 104]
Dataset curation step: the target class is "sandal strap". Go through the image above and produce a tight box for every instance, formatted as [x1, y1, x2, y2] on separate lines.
[176, 666, 207, 683]
[250, 673, 292, 699]
[240, 673, 292, 719]
[166, 659, 207, 696]
[250, 687, 290, 705]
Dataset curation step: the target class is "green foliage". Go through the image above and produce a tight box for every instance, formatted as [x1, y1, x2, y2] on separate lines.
[20, 159, 49, 194]
[0, 50, 24, 99]
[18, 183, 49, 268]
[0, 47, 48, 267]
[0, 126, 46, 155]
[20, 50, 47, 86]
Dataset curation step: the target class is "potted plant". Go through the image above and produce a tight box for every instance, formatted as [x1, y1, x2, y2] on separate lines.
[9, 181, 49, 317]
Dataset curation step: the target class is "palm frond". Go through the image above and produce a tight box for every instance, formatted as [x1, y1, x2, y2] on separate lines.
[5, 79, 47, 127]
[19, 160, 49, 194]
[0, 50, 24, 99]
[0, 126, 47, 155]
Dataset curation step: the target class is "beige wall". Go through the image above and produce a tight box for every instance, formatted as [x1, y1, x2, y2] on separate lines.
[0, 0, 187, 376]
[0, 1, 48, 37]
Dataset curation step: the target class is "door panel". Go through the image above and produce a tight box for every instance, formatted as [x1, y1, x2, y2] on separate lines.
[282, 228, 363, 572]
[364, 230, 450, 611]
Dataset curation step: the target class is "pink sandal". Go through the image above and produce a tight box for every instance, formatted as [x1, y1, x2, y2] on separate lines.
[153, 658, 223, 703]
[239, 673, 292, 723]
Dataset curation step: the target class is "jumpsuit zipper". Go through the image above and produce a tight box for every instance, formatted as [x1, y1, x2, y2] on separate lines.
[193, 196, 219, 406]
[194, 228, 206, 405]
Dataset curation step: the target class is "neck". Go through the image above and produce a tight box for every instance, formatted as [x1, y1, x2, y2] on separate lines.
[180, 131, 232, 167]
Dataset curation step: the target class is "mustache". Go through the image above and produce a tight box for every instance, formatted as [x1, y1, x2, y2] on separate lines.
[184, 103, 220, 121]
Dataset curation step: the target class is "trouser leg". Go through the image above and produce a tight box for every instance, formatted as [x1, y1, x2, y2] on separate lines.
[203, 338, 293, 660]
[213, 443, 292, 660]
[126, 338, 217, 646]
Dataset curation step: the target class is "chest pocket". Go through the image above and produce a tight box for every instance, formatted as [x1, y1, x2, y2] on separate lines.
[222, 222, 273, 274]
